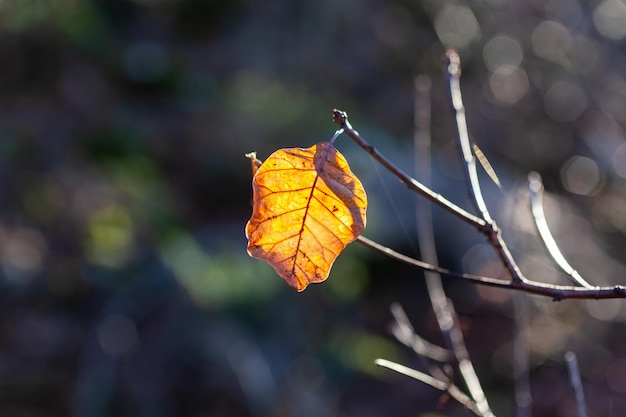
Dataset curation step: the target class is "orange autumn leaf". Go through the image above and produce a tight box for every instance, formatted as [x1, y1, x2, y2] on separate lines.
[245, 142, 367, 291]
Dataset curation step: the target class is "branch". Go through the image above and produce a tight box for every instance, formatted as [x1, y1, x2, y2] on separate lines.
[414, 74, 494, 417]
[444, 50, 525, 286]
[445, 50, 493, 224]
[336, 49, 626, 301]
[389, 303, 452, 363]
[374, 358, 483, 416]
[565, 352, 589, 417]
[513, 293, 532, 417]
[332, 107, 524, 287]
[388, 304, 484, 415]
[356, 235, 626, 300]
[332, 109, 487, 231]
[528, 172, 594, 288]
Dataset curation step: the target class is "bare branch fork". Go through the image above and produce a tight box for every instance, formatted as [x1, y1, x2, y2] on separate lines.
[330, 48, 604, 417]
[332, 52, 626, 301]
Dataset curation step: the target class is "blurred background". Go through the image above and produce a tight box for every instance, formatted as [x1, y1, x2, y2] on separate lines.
[1, 0, 626, 416]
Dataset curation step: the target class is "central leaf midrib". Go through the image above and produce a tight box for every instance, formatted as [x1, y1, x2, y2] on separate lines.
[290, 145, 332, 277]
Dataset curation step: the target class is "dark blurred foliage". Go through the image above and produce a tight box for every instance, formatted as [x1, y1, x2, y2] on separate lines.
[1, 0, 626, 416]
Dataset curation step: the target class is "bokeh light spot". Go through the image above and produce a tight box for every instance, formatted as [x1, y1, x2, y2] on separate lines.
[584, 298, 623, 321]
[489, 65, 529, 104]
[592, 195, 626, 232]
[0, 226, 47, 284]
[528, 315, 570, 358]
[476, 267, 510, 304]
[593, 0, 626, 40]
[434, 5, 481, 50]
[560, 156, 601, 196]
[85, 205, 134, 268]
[531, 20, 572, 64]
[483, 35, 523, 72]
[612, 142, 626, 178]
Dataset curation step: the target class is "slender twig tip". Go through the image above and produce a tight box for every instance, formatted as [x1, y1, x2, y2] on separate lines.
[565, 351, 589, 417]
[446, 49, 461, 77]
[332, 109, 347, 126]
[528, 171, 543, 193]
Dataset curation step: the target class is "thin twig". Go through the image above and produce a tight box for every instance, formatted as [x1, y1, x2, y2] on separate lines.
[565, 351, 589, 417]
[528, 172, 594, 288]
[334, 49, 626, 301]
[332, 109, 487, 231]
[513, 293, 532, 417]
[375, 358, 448, 389]
[414, 73, 449, 313]
[414, 74, 494, 417]
[390, 303, 452, 362]
[356, 235, 626, 300]
[444, 49, 525, 286]
[448, 306, 494, 417]
[332, 107, 524, 287]
[356, 235, 500, 283]
[414, 73, 453, 347]
[374, 358, 482, 416]
[389, 305, 474, 413]
[445, 50, 493, 223]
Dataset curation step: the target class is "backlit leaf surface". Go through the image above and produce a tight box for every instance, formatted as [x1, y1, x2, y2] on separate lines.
[245, 142, 367, 291]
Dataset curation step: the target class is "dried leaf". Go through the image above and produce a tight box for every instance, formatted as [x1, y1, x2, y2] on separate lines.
[245, 142, 367, 291]
[472, 143, 501, 188]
